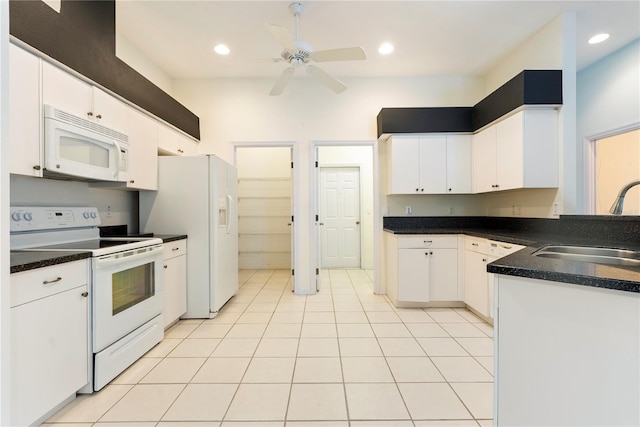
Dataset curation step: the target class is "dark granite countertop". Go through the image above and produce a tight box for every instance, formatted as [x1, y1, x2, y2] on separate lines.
[155, 234, 188, 243]
[10, 250, 91, 274]
[384, 216, 640, 294]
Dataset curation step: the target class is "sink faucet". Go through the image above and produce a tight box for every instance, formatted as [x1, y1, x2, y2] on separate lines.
[609, 179, 640, 214]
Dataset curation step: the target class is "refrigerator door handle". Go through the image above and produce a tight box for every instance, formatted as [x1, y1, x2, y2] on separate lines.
[226, 193, 233, 234]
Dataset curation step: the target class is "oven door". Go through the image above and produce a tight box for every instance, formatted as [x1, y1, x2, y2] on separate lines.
[92, 244, 164, 352]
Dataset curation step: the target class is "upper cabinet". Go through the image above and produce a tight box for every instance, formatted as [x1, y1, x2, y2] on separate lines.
[42, 61, 128, 135]
[472, 109, 558, 193]
[9, 44, 42, 177]
[126, 108, 159, 190]
[387, 134, 471, 195]
[158, 124, 198, 156]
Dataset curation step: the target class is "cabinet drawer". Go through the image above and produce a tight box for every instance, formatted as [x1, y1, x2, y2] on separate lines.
[464, 236, 489, 253]
[11, 260, 89, 308]
[397, 235, 457, 249]
[164, 239, 187, 260]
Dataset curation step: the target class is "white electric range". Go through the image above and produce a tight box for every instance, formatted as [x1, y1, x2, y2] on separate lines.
[10, 206, 165, 392]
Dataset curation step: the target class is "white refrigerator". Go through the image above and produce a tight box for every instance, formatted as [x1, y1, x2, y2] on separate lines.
[140, 155, 238, 318]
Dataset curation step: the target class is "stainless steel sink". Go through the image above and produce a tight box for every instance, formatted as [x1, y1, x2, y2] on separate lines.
[532, 245, 640, 267]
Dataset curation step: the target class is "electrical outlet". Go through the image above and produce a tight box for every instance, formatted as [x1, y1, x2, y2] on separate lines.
[516, 204, 522, 216]
[106, 205, 112, 218]
[405, 206, 412, 215]
[512, 204, 516, 215]
[553, 202, 560, 217]
[448, 206, 454, 215]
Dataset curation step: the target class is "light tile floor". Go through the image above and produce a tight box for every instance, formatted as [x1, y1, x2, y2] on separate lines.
[44, 269, 494, 427]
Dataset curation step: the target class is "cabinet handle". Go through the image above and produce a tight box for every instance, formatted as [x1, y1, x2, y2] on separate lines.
[425, 252, 429, 256]
[482, 258, 487, 262]
[87, 112, 93, 117]
[178, 149, 184, 154]
[319, 222, 324, 226]
[423, 240, 432, 244]
[43, 277, 62, 285]
[421, 188, 424, 192]
[33, 165, 41, 170]
[172, 247, 180, 251]
[471, 243, 478, 246]
[164, 265, 168, 269]
[448, 188, 452, 192]
[415, 188, 419, 192]
[81, 291, 89, 297]
[356, 221, 360, 225]
[129, 180, 135, 184]
[429, 251, 433, 255]
[96, 114, 102, 119]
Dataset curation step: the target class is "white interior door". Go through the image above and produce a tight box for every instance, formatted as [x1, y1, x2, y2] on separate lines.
[320, 167, 361, 268]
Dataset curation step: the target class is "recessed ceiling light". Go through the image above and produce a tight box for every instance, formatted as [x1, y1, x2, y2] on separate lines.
[378, 42, 394, 55]
[214, 44, 230, 55]
[588, 33, 610, 44]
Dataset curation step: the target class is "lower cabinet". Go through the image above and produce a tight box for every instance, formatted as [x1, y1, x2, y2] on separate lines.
[10, 260, 90, 427]
[386, 234, 460, 305]
[463, 236, 524, 321]
[163, 239, 188, 328]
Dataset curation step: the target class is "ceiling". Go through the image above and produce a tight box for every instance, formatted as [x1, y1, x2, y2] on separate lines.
[116, 1, 640, 80]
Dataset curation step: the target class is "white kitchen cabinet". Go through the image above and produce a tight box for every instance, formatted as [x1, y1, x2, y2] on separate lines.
[163, 239, 187, 328]
[387, 134, 470, 194]
[9, 43, 42, 177]
[385, 234, 459, 305]
[495, 275, 640, 426]
[10, 260, 89, 427]
[42, 61, 129, 134]
[126, 108, 159, 190]
[445, 134, 472, 193]
[472, 108, 558, 193]
[158, 123, 198, 156]
[463, 236, 524, 321]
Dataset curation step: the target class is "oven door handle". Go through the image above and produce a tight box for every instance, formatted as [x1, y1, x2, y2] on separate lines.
[94, 245, 164, 269]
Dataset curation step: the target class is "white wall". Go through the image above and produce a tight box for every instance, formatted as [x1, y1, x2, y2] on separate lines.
[115, 34, 175, 97]
[173, 75, 484, 292]
[482, 13, 575, 216]
[577, 38, 640, 212]
[10, 176, 138, 232]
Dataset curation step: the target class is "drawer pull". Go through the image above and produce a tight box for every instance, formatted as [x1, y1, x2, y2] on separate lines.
[164, 265, 168, 269]
[423, 240, 432, 244]
[43, 277, 62, 285]
[81, 292, 89, 297]
[471, 243, 478, 246]
[172, 247, 180, 251]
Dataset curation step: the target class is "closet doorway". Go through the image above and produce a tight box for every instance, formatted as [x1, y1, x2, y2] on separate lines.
[235, 146, 294, 278]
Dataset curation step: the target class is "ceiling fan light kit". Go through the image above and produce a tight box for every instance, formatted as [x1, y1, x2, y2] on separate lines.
[266, 2, 366, 96]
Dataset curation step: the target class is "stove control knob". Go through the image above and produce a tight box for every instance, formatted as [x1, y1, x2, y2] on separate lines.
[83, 212, 91, 219]
[23, 212, 33, 221]
[90, 212, 97, 219]
[11, 212, 21, 221]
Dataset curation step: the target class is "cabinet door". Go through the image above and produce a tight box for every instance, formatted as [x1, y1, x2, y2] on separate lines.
[9, 44, 42, 176]
[419, 136, 447, 193]
[92, 87, 129, 134]
[388, 136, 421, 194]
[496, 111, 524, 191]
[429, 248, 459, 301]
[42, 61, 93, 118]
[472, 126, 497, 193]
[446, 135, 472, 193]
[11, 286, 89, 426]
[398, 249, 429, 302]
[463, 249, 489, 317]
[127, 108, 158, 190]
[177, 133, 198, 156]
[163, 255, 187, 328]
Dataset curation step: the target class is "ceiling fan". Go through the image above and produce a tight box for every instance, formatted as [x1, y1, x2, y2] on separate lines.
[265, 2, 366, 96]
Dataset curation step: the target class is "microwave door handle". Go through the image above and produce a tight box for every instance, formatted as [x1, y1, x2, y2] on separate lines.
[112, 139, 122, 178]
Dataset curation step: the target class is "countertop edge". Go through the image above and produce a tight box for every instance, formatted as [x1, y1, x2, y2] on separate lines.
[10, 251, 92, 274]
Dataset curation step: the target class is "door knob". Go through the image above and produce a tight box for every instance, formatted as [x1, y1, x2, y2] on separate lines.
[356, 221, 360, 225]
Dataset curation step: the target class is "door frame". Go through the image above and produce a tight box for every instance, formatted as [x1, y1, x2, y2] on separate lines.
[232, 141, 298, 291]
[319, 165, 362, 269]
[310, 140, 381, 294]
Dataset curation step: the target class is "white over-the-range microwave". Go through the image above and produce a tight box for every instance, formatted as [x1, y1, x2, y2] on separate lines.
[43, 105, 130, 182]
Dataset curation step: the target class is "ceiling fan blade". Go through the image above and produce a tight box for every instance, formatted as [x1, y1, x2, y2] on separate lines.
[269, 67, 295, 96]
[265, 23, 297, 51]
[306, 65, 347, 94]
[311, 47, 367, 62]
